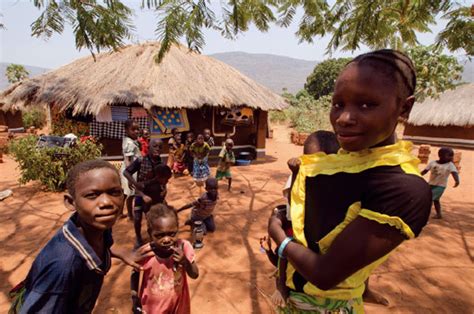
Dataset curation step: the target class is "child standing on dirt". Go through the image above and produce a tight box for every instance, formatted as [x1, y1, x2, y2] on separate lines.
[131, 204, 199, 314]
[184, 132, 195, 176]
[268, 49, 432, 313]
[124, 139, 172, 247]
[121, 119, 142, 219]
[178, 177, 218, 237]
[173, 134, 188, 175]
[190, 134, 211, 186]
[421, 147, 460, 219]
[11, 160, 150, 313]
[216, 138, 236, 190]
[167, 128, 180, 169]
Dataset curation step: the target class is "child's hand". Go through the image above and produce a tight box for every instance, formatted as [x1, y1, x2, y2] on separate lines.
[112, 244, 154, 271]
[143, 195, 152, 204]
[287, 158, 301, 173]
[171, 243, 186, 265]
[259, 236, 272, 252]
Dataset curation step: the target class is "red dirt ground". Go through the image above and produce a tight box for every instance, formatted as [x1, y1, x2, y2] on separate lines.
[1, 124, 473, 313]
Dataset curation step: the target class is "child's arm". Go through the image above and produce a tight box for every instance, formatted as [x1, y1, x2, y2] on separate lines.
[420, 161, 433, 176]
[452, 172, 460, 187]
[124, 159, 145, 191]
[268, 214, 405, 291]
[177, 200, 198, 212]
[420, 169, 429, 176]
[172, 243, 199, 279]
[260, 236, 278, 266]
[111, 243, 154, 271]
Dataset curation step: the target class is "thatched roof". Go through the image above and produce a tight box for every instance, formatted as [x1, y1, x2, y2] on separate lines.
[407, 83, 474, 127]
[0, 42, 287, 114]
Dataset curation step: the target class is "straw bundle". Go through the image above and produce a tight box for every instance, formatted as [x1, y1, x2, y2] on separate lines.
[408, 83, 474, 127]
[0, 42, 288, 115]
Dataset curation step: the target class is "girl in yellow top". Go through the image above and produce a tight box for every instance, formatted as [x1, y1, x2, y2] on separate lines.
[268, 49, 432, 313]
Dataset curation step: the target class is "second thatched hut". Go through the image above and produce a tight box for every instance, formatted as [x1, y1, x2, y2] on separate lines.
[403, 83, 474, 149]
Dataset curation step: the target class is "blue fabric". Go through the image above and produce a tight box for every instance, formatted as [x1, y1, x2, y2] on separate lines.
[111, 106, 130, 122]
[20, 213, 113, 314]
[193, 157, 210, 182]
[430, 185, 446, 201]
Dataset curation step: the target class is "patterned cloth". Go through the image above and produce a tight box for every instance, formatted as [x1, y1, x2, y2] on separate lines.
[111, 106, 130, 121]
[192, 157, 210, 182]
[150, 107, 190, 138]
[89, 116, 149, 139]
[131, 107, 148, 119]
[217, 147, 235, 172]
[277, 291, 364, 314]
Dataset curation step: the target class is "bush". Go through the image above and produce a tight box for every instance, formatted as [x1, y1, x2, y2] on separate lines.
[22, 108, 46, 129]
[8, 136, 103, 191]
[269, 110, 287, 123]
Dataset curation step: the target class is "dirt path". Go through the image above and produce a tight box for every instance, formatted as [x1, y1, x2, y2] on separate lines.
[0, 125, 473, 313]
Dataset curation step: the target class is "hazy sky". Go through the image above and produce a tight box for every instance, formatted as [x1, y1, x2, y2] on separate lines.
[1, 0, 451, 69]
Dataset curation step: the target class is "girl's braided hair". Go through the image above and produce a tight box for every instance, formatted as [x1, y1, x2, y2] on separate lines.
[347, 49, 417, 99]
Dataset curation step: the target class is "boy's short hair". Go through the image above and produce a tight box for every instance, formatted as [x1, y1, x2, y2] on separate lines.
[438, 147, 454, 157]
[205, 177, 217, 188]
[66, 159, 119, 197]
[225, 138, 234, 146]
[146, 203, 178, 227]
[155, 164, 172, 178]
[304, 131, 340, 155]
[124, 119, 135, 130]
[171, 128, 179, 135]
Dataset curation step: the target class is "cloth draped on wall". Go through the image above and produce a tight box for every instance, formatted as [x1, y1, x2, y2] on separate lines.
[150, 107, 190, 138]
[90, 106, 148, 139]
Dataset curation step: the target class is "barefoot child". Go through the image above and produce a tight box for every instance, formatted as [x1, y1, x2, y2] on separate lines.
[121, 119, 142, 219]
[268, 49, 432, 312]
[124, 141, 172, 247]
[178, 177, 218, 243]
[131, 204, 199, 314]
[173, 134, 188, 175]
[184, 132, 195, 175]
[216, 138, 236, 190]
[167, 128, 180, 169]
[190, 134, 211, 186]
[11, 160, 150, 313]
[421, 147, 460, 219]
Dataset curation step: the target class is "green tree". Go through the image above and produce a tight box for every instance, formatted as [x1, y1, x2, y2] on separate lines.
[29, 1, 473, 62]
[5, 64, 29, 83]
[408, 45, 464, 102]
[304, 57, 351, 99]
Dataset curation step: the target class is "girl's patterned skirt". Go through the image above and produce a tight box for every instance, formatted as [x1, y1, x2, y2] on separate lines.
[193, 157, 210, 182]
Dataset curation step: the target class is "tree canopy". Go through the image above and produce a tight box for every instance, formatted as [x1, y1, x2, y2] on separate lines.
[304, 57, 351, 99]
[26, 1, 473, 62]
[304, 45, 463, 103]
[5, 64, 29, 83]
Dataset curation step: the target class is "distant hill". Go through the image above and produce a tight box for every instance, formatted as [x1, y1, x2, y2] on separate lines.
[0, 63, 50, 89]
[209, 52, 318, 94]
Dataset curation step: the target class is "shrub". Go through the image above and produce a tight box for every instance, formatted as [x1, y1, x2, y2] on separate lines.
[22, 108, 47, 129]
[269, 110, 287, 123]
[8, 135, 103, 191]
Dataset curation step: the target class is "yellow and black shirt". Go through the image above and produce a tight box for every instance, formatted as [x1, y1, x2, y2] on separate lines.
[288, 141, 431, 300]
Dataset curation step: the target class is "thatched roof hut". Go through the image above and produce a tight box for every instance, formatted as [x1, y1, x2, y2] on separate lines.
[0, 42, 286, 114]
[403, 83, 474, 148]
[0, 42, 288, 159]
